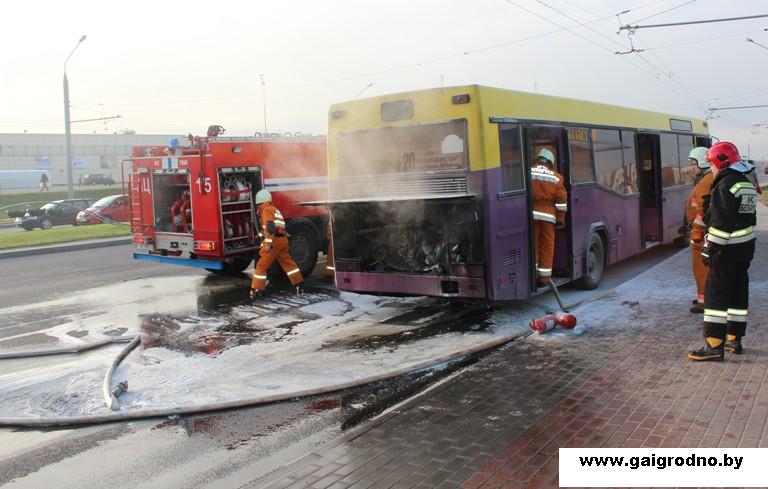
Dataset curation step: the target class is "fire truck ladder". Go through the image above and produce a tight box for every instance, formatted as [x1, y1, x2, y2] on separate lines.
[129, 172, 146, 236]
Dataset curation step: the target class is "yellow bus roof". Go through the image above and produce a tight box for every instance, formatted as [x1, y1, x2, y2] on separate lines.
[329, 84, 709, 135]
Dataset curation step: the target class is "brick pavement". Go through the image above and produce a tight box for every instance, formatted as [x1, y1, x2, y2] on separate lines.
[249, 212, 767, 489]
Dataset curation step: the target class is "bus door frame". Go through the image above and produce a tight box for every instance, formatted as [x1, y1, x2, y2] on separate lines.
[522, 124, 573, 294]
[636, 132, 663, 247]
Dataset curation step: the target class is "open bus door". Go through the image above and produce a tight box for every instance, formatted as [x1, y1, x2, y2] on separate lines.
[523, 125, 572, 294]
[488, 122, 530, 300]
[637, 133, 662, 247]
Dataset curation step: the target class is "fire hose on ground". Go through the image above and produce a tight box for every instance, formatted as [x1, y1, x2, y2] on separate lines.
[0, 288, 615, 427]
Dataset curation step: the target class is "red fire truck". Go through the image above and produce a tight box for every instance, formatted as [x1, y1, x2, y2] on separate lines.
[126, 133, 328, 276]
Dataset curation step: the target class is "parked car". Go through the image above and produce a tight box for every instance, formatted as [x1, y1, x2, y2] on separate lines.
[15, 199, 96, 230]
[82, 173, 115, 185]
[76, 194, 129, 225]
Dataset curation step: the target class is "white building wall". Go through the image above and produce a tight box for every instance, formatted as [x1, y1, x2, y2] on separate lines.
[0, 133, 184, 186]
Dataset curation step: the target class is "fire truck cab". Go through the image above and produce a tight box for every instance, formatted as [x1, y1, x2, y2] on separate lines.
[127, 134, 328, 276]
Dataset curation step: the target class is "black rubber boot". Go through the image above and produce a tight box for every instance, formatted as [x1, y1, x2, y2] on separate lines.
[296, 283, 305, 296]
[688, 338, 724, 361]
[690, 305, 704, 314]
[725, 336, 743, 354]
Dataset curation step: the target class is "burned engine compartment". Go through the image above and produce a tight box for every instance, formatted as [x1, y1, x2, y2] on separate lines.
[332, 199, 484, 275]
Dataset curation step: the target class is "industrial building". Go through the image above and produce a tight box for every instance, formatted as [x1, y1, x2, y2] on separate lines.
[0, 132, 183, 190]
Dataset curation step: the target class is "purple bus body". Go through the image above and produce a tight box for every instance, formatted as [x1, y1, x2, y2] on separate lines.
[334, 272, 487, 299]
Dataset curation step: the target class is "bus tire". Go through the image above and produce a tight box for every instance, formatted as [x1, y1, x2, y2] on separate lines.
[288, 225, 319, 278]
[576, 234, 605, 290]
[208, 256, 252, 276]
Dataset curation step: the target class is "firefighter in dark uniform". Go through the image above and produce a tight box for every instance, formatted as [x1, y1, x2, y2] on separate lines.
[530, 148, 568, 286]
[250, 189, 304, 297]
[688, 142, 757, 361]
[685, 147, 714, 314]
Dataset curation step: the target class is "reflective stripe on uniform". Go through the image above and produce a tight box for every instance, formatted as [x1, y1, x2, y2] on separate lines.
[263, 238, 273, 243]
[531, 174, 560, 183]
[704, 308, 728, 324]
[531, 165, 560, 182]
[726, 308, 748, 322]
[326, 266, 335, 271]
[253, 274, 267, 279]
[532, 210, 556, 223]
[274, 220, 286, 227]
[555, 203, 568, 211]
[729, 182, 756, 197]
[286, 268, 301, 276]
[537, 267, 552, 276]
[707, 226, 755, 245]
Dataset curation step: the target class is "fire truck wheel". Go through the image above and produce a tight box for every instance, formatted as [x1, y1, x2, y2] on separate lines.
[288, 226, 319, 277]
[209, 256, 252, 276]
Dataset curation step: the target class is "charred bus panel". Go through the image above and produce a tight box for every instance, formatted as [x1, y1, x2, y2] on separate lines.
[333, 197, 486, 297]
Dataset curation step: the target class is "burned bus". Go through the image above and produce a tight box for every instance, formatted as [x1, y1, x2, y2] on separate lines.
[323, 85, 708, 300]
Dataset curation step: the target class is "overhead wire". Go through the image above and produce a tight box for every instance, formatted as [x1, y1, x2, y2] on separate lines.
[629, 0, 698, 24]
[512, 0, 705, 112]
[640, 28, 768, 52]
[549, 0, 709, 112]
[84, 1, 684, 109]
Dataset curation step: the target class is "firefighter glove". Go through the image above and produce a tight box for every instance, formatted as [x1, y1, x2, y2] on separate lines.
[266, 221, 277, 235]
[700, 235, 722, 267]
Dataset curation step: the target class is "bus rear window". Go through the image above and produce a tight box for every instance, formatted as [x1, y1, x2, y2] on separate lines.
[337, 120, 468, 176]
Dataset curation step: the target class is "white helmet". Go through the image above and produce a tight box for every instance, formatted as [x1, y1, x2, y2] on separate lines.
[536, 148, 555, 165]
[688, 147, 711, 169]
[254, 189, 272, 204]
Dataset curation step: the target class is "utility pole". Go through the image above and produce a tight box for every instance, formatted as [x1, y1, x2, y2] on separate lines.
[259, 74, 267, 135]
[63, 35, 87, 199]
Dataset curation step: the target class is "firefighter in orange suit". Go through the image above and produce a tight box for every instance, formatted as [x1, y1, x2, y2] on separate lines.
[325, 221, 335, 279]
[685, 147, 714, 314]
[530, 148, 567, 285]
[250, 189, 304, 297]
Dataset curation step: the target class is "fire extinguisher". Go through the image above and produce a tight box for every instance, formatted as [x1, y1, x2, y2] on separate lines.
[529, 311, 577, 334]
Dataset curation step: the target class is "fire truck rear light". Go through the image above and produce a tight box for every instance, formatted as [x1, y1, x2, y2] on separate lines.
[231, 146, 242, 153]
[194, 241, 216, 251]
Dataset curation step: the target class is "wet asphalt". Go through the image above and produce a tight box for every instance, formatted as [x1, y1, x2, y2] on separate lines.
[0, 242, 683, 487]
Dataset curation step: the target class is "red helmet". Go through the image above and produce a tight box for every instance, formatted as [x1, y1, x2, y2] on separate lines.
[707, 142, 741, 170]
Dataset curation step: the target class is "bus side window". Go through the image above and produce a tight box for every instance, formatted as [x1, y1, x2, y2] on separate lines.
[593, 129, 627, 194]
[500, 124, 524, 192]
[568, 128, 594, 183]
[621, 130, 639, 195]
[660, 133, 679, 187]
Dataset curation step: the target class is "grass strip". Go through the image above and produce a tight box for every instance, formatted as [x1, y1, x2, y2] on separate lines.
[0, 223, 130, 250]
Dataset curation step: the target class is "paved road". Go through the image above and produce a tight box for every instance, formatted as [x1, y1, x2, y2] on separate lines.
[0, 243, 203, 311]
[0, 242, 684, 487]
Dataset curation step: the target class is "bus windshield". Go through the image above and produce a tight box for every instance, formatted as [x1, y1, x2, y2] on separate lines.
[337, 120, 467, 176]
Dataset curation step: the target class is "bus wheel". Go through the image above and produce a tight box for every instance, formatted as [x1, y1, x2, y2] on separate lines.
[208, 256, 252, 276]
[289, 226, 319, 277]
[576, 234, 605, 290]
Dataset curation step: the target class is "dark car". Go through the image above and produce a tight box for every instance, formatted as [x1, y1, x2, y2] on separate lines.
[82, 174, 115, 185]
[15, 199, 96, 230]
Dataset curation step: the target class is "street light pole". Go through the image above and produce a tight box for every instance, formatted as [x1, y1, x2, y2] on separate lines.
[259, 74, 267, 135]
[63, 35, 86, 199]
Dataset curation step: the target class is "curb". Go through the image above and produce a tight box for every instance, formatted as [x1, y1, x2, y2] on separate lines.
[0, 236, 131, 260]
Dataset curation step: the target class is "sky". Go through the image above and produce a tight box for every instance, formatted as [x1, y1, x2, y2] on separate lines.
[1, 0, 767, 159]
